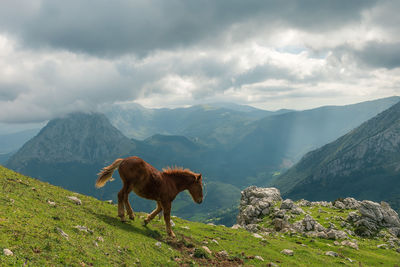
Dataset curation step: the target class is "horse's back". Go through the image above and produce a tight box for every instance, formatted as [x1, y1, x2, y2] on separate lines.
[118, 156, 162, 199]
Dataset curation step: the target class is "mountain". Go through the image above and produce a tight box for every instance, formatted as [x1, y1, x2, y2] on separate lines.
[275, 100, 400, 211]
[6, 112, 135, 195]
[224, 96, 400, 187]
[1, 166, 399, 266]
[103, 102, 276, 146]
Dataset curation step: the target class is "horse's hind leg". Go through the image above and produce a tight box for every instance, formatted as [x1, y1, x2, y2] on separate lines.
[144, 201, 162, 225]
[117, 188, 126, 222]
[124, 189, 135, 220]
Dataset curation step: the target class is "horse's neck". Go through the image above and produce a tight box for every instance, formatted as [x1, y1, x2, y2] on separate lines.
[166, 173, 190, 192]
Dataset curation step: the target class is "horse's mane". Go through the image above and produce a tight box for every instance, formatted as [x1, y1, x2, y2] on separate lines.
[162, 166, 196, 177]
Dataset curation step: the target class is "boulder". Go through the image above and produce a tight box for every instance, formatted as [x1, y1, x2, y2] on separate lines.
[238, 187, 281, 226]
[280, 199, 295, 210]
[281, 249, 294, 256]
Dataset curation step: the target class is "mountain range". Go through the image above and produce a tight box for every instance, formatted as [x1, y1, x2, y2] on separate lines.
[274, 100, 400, 211]
[4, 96, 400, 223]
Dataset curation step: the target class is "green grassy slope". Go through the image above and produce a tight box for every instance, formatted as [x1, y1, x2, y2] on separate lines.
[1, 166, 399, 266]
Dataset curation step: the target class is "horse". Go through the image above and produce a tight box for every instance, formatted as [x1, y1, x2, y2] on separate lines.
[95, 156, 203, 237]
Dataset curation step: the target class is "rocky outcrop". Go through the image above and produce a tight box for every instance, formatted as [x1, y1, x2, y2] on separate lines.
[237, 186, 281, 227]
[237, 186, 400, 240]
[352, 200, 400, 237]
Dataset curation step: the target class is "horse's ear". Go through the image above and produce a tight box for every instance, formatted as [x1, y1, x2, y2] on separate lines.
[197, 174, 202, 181]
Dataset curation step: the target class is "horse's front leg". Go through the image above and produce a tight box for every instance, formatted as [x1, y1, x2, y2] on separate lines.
[144, 201, 162, 225]
[161, 201, 175, 238]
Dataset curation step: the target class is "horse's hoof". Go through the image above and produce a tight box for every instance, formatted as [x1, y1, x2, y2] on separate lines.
[120, 217, 127, 222]
[143, 219, 149, 226]
[129, 215, 135, 220]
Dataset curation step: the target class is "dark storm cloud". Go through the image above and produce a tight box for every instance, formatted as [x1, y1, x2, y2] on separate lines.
[355, 42, 400, 69]
[0, 0, 377, 57]
[332, 41, 400, 69]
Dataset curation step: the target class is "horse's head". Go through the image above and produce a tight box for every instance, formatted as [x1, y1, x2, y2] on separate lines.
[188, 173, 203, 204]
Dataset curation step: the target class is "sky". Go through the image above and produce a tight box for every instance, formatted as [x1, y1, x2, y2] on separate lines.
[1, 0, 400, 124]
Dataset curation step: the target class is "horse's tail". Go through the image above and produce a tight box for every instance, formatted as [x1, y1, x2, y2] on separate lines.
[95, 158, 124, 188]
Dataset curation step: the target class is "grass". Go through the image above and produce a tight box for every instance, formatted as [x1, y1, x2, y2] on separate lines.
[1, 166, 400, 266]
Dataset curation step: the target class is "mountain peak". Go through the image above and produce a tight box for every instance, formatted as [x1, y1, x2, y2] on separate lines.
[7, 112, 133, 168]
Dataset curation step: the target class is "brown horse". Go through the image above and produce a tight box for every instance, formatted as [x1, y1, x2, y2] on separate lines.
[95, 156, 203, 237]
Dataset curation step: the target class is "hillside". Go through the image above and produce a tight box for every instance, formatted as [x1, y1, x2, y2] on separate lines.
[275, 100, 400, 211]
[1, 167, 399, 266]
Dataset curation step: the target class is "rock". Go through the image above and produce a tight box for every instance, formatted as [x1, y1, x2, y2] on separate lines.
[396, 248, 400, 253]
[341, 240, 358, 250]
[56, 227, 69, 240]
[346, 258, 354, 263]
[254, 255, 264, 261]
[273, 218, 290, 232]
[207, 223, 215, 226]
[211, 239, 219, 245]
[291, 207, 304, 215]
[170, 220, 175, 227]
[217, 250, 229, 257]
[281, 249, 294, 256]
[268, 262, 279, 267]
[252, 233, 263, 239]
[326, 229, 348, 240]
[280, 199, 297, 210]
[334, 201, 345, 209]
[47, 200, 56, 206]
[316, 232, 328, 239]
[231, 224, 241, 229]
[74, 225, 93, 234]
[237, 186, 281, 226]
[347, 211, 360, 222]
[97, 236, 104, 242]
[202, 246, 212, 254]
[3, 248, 13, 256]
[342, 197, 360, 209]
[67, 196, 82, 205]
[298, 199, 311, 207]
[377, 244, 387, 249]
[94, 241, 99, 247]
[181, 226, 190, 230]
[333, 241, 340, 246]
[325, 251, 338, 257]
[105, 200, 113, 204]
[244, 224, 260, 232]
[155, 242, 162, 248]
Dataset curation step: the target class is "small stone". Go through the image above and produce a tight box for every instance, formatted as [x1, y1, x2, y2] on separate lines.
[207, 223, 216, 226]
[333, 241, 340, 246]
[341, 240, 358, 250]
[268, 262, 279, 267]
[231, 224, 241, 229]
[211, 239, 219, 244]
[202, 246, 212, 254]
[346, 258, 354, 263]
[56, 227, 69, 240]
[67, 196, 82, 205]
[74, 225, 92, 233]
[94, 241, 99, 247]
[3, 248, 13, 256]
[10, 199, 15, 204]
[281, 249, 294, 256]
[396, 248, 400, 253]
[105, 200, 113, 204]
[217, 250, 229, 257]
[253, 233, 263, 239]
[325, 251, 338, 257]
[155, 242, 162, 248]
[181, 226, 190, 230]
[97, 236, 104, 242]
[170, 220, 175, 227]
[254, 255, 264, 261]
[47, 200, 56, 206]
[377, 244, 387, 249]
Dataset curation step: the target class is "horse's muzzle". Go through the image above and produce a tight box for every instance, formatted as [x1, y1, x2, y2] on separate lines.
[196, 199, 203, 204]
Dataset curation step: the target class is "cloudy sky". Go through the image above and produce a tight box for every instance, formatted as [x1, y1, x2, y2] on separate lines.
[1, 0, 400, 124]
